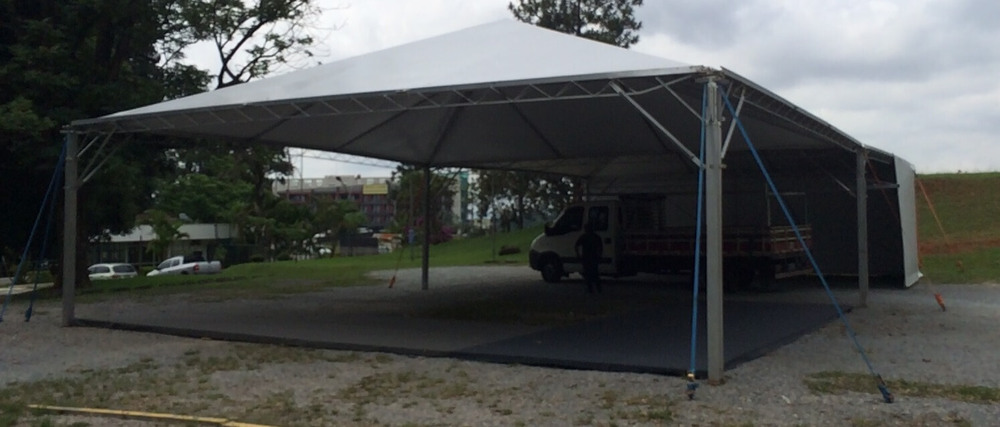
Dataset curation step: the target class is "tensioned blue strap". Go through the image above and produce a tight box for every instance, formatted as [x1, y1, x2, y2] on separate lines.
[686, 83, 709, 399]
[719, 87, 893, 403]
[26, 145, 66, 321]
[1, 143, 66, 323]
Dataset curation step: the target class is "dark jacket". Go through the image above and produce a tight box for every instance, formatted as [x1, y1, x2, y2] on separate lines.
[575, 228, 603, 263]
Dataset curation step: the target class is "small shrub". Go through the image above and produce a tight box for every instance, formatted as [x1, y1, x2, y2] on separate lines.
[498, 245, 521, 256]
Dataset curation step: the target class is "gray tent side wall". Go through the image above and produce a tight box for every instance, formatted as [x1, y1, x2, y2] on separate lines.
[677, 149, 917, 288]
[804, 155, 919, 287]
[591, 148, 918, 287]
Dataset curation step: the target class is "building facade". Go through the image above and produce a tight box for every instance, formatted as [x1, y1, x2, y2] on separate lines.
[274, 173, 472, 233]
[274, 175, 397, 230]
[90, 223, 235, 266]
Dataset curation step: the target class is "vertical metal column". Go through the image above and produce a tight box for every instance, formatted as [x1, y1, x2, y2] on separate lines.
[61, 133, 79, 327]
[705, 80, 725, 383]
[856, 149, 869, 307]
[421, 166, 431, 290]
[409, 173, 415, 261]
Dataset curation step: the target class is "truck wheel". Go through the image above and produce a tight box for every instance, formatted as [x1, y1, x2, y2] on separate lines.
[540, 257, 563, 283]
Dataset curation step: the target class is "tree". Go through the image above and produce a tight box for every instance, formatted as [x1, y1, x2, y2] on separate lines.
[388, 167, 457, 244]
[0, 0, 189, 288]
[473, 170, 574, 232]
[142, 209, 189, 260]
[118, 0, 319, 258]
[339, 210, 367, 256]
[174, 0, 321, 88]
[0, 0, 322, 283]
[152, 173, 252, 223]
[307, 198, 360, 256]
[157, 0, 322, 261]
[266, 196, 311, 259]
[508, 0, 644, 48]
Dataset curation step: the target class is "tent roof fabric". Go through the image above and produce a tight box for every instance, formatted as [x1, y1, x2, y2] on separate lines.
[70, 19, 892, 178]
[88, 20, 694, 119]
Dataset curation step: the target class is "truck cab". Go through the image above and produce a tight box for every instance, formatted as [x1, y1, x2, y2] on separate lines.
[146, 254, 222, 276]
[529, 200, 622, 282]
[530, 195, 813, 288]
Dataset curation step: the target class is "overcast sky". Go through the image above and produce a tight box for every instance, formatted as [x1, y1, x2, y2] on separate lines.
[192, 0, 999, 177]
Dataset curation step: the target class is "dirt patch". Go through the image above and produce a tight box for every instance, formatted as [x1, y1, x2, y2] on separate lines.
[919, 237, 1000, 254]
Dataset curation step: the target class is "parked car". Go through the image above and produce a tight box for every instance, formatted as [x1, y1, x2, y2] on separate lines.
[87, 263, 139, 280]
[146, 255, 222, 276]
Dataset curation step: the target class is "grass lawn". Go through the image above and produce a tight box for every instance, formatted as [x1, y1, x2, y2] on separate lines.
[916, 172, 1000, 247]
[14, 171, 1000, 303]
[60, 225, 545, 301]
[916, 172, 1000, 284]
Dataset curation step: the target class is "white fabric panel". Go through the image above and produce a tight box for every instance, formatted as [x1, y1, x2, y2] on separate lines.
[894, 156, 921, 287]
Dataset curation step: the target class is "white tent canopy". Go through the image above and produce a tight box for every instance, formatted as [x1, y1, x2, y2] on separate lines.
[71, 20, 889, 174]
[66, 20, 919, 382]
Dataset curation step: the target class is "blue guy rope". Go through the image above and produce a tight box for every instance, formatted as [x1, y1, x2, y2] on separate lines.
[686, 83, 709, 400]
[1, 144, 66, 323]
[26, 145, 66, 321]
[719, 87, 894, 404]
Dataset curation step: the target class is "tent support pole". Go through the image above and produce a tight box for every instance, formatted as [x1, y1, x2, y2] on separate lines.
[856, 149, 869, 307]
[421, 166, 431, 290]
[705, 79, 725, 383]
[61, 132, 79, 327]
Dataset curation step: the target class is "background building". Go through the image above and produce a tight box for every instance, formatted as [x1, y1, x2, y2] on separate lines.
[90, 223, 236, 266]
[274, 175, 396, 230]
[274, 173, 471, 233]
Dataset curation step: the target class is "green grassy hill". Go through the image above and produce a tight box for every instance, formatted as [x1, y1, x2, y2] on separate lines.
[916, 172, 1000, 284]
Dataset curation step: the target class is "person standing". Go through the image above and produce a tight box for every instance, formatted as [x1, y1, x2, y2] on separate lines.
[575, 222, 603, 294]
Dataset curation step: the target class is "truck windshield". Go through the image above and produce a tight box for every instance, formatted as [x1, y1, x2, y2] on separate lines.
[587, 206, 609, 232]
[548, 206, 584, 236]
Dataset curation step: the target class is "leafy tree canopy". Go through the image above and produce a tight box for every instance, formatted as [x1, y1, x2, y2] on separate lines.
[174, 0, 321, 88]
[0, 0, 322, 271]
[509, 0, 644, 48]
[389, 167, 458, 244]
[152, 173, 252, 223]
[0, 0, 180, 273]
[473, 169, 574, 232]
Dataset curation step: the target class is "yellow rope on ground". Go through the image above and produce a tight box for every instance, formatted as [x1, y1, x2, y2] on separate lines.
[28, 404, 275, 427]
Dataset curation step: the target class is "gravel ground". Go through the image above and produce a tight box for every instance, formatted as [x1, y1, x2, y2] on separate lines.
[1, 266, 998, 426]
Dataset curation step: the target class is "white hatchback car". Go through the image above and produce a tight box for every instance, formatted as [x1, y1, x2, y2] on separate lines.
[87, 263, 139, 280]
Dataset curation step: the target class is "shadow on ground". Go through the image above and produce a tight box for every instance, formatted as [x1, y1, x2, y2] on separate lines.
[75, 270, 848, 377]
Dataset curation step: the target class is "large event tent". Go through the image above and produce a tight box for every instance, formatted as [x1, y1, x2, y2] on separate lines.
[65, 20, 919, 381]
